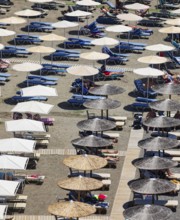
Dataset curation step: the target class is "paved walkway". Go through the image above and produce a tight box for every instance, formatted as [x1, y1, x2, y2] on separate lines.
[110, 128, 144, 220]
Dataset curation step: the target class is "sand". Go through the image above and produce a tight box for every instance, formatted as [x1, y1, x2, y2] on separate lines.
[0, 0, 179, 218]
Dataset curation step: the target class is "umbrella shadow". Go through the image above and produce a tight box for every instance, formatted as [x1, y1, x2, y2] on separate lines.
[3, 97, 17, 105]
[128, 91, 138, 98]
[123, 201, 134, 209]
[16, 82, 26, 89]
[58, 101, 86, 111]
[68, 30, 80, 36]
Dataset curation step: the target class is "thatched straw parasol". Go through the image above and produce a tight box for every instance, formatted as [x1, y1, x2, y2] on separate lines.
[149, 99, 180, 112]
[89, 84, 125, 96]
[63, 154, 107, 171]
[48, 200, 96, 218]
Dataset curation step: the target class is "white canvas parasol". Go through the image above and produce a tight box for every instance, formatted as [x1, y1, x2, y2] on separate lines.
[0, 180, 20, 196]
[76, 0, 100, 6]
[65, 10, 92, 17]
[5, 119, 46, 132]
[159, 26, 180, 34]
[15, 9, 41, 17]
[11, 101, 54, 114]
[0, 205, 8, 220]
[133, 67, 165, 77]
[39, 33, 66, 42]
[0, 44, 4, 50]
[0, 16, 26, 25]
[12, 62, 42, 72]
[0, 28, 15, 37]
[91, 37, 119, 46]
[106, 25, 132, 33]
[138, 55, 168, 64]
[124, 3, 150, 10]
[0, 155, 29, 170]
[80, 51, 109, 60]
[0, 138, 36, 153]
[145, 44, 175, 52]
[67, 65, 98, 76]
[166, 18, 180, 26]
[20, 85, 58, 97]
[117, 13, 142, 21]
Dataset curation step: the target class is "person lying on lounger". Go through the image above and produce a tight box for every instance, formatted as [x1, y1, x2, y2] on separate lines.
[100, 64, 124, 77]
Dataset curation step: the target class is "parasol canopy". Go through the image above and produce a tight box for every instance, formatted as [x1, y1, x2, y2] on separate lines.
[27, 45, 55, 54]
[133, 67, 164, 77]
[138, 136, 180, 151]
[83, 98, 121, 110]
[0, 180, 20, 197]
[65, 10, 92, 17]
[137, 55, 168, 64]
[0, 205, 8, 220]
[5, 119, 46, 132]
[39, 33, 66, 42]
[152, 83, 180, 95]
[71, 135, 113, 148]
[0, 44, 4, 50]
[117, 13, 142, 21]
[129, 178, 176, 195]
[0, 138, 36, 153]
[105, 25, 132, 33]
[20, 85, 58, 97]
[48, 200, 96, 218]
[11, 101, 54, 114]
[77, 118, 116, 131]
[0, 16, 26, 25]
[52, 20, 79, 29]
[12, 62, 42, 72]
[0, 155, 29, 170]
[132, 156, 178, 170]
[63, 154, 107, 171]
[80, 51, 109, 60]
[76, 0, 100, 6]
[58, 176, 103, 191]
[91, 37, 119, 46]
[149, 99, 180, 111]
[89, 84, 125, 96]
[145, 44, 175, 52]
[67, 65, 98, 76]
[166, 18, 180, 26]
[15, 9, 41, 17]
[124, 3, 149, 10]
[142, 116, 180, 128]
[123, 204, 173, 220]
[0, 28, 15, 37]
[159, 26, 180, 34]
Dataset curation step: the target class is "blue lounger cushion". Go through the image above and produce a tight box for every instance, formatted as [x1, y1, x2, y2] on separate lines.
[28, 75, 59, 81]
[72, 94, 105, 100]
[120, 41, 147, 47]
[136, 97, 157, 103]
[42, 63, 71, 69]
[0, 77, 6, 81]
[0, 73, 11, 77]
[132, 102, 149, 109]
[115, 44, 145, 51]
[55, 49, 80, 54]
[12, 96, 48, 102]
[24, 79, 57, 86]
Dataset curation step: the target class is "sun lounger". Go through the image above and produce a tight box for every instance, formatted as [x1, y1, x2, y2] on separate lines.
[166, 173, 180, 179]
[28, 75, 58, 81]
[24, 79, 57, 86]
[14, 133, 51, 140]
[72, 94, 105, 100]
[15, 34, 42, 44]
[134, 79, 157, 98]
[7, 202, 26, 213]
[115, 121, 125, 130]
[136, 97, 157, 103]
[102, 132, 119, 139]
[41, 64, 66, 75]
[168, 132, 180, 139]
[108, 116, 127, 123]
[0, 73, 11, 77]
[131, 102, 150, 111]
[12, 96, 48, 103]
[15, 173, 45, 184]
[164, 150, 180, 156]
[65, 38, 93, 48]
[7, 195, 28, 203]
[52, 50, 80, 61]
[101, 179, 111, 191]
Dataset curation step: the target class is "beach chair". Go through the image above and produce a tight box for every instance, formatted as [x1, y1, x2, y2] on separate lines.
[0, 73, 11, 79]
[28, 75, 58, 82]
[0, 0, 13, 5]
[102, 46, 129, 58]
[27, 22, 54, 32]
[24, 79, 57, 86]
[51, 50, 80, 61]
[15, 173, 45, 184]
[134, 79, 157, 98]
[7, 202, 27, 213]
[15, 34, 42, 45]
[1, 46, 31, 57]
[131, 102, 150, 111]
[115, 42, 145, 52]
[127, 29, 152, 39]
[41, 64, 66, 75]
[96, 11, 120, 24]
[0, 59, 10, 70]
[102, 47, 129, 64]
[165, 51, 180, 68]
[32, 2, 60, 10]
[65, 38, 93, 48]
[11, 96, 48, 103]
[135, 97, 157, 103]
[138, 18, 164, 27]
[157, 0, 180, 9]
[171, 40, 180, 51]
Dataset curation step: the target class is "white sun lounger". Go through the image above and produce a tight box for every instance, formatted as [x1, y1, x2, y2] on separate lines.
[164, 150, 180, 156]
[134, 199, 178, 209]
